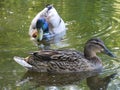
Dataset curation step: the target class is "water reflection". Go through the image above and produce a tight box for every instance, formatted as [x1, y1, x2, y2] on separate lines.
[16, 71, 116, 90]
[16, 71, 98, 89]
[87, 73, 116, 90]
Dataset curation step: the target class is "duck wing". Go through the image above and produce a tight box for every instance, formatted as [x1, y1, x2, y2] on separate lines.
[27, 50, 90, 72]
[28, 49, 84, 62]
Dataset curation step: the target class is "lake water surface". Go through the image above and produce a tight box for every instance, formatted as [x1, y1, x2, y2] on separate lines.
[0, 0, 120, 90]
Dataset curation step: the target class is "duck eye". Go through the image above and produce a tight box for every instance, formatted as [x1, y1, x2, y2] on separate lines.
[91, 40, 103, 48]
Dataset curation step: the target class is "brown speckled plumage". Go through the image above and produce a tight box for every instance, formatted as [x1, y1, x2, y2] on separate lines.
[15, 38, 115, 73]
[27, 50, 96, 72]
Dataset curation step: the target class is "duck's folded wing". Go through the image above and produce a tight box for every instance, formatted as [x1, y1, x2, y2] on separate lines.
[27, 50, 93, 72]
[29, 50, 83, 62]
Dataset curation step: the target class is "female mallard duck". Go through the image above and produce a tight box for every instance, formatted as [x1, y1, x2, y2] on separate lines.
[29, 4, 66, 45]
[14, 38, 115, 73]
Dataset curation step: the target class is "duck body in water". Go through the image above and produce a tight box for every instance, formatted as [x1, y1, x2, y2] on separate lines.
[14, 38, 115, 73]
[29, 4, 66, 45]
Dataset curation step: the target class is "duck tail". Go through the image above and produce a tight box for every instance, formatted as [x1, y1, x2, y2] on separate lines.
[13, 56, 32, 68]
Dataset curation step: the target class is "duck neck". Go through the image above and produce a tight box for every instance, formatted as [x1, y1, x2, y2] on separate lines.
[84, 47, 102, 64]
[84, 47, 96, 59]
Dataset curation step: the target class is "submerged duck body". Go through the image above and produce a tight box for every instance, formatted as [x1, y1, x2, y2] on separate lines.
[29, 4, 66, 44]
[14, 38, 115, 73]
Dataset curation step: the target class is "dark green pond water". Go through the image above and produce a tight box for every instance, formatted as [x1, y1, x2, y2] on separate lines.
[0, 0, 120, 90]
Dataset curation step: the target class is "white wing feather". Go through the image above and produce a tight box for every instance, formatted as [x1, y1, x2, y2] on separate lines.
[13, 56, 32, 68]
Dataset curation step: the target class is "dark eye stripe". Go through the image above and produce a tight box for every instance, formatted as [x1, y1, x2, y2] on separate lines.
[92, 41, 105, 49]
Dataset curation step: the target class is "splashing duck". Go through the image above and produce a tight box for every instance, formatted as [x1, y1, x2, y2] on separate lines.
[29, 4, 66, 45]
[14, 38, 115, 73]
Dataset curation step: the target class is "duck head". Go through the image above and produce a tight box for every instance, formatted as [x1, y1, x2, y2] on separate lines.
[36, 18, 49, 40]
[84, 38, 115, 59]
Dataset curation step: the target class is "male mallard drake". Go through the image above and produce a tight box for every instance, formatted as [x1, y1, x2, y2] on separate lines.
[14, 38, 115, 73]
[29, 4, 66, 45]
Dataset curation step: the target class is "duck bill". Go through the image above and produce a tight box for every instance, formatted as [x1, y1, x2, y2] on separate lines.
[38, 29, 43, 41]
[103, 47, 116, 58]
